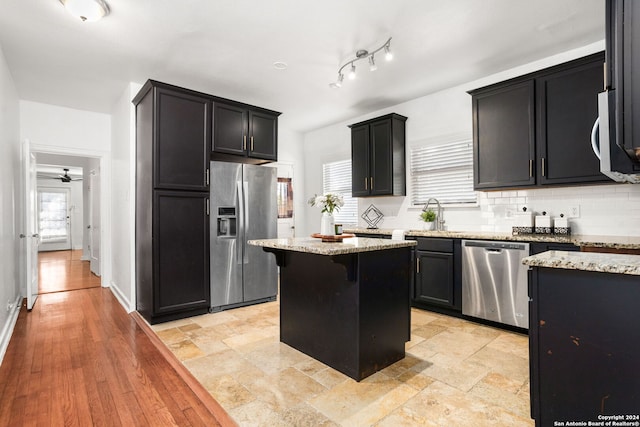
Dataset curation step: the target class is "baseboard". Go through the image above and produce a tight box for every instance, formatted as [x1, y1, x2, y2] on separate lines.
[0, 295, 23, 366]
[109, 281, 134, 313]
[131, 311, 237, 426]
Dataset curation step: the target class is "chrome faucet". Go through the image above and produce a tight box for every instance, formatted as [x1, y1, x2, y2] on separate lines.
[423, 198, 445, 231]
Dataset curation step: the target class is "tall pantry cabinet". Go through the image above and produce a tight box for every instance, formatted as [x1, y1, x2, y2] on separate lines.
[134, 80, 211, 324]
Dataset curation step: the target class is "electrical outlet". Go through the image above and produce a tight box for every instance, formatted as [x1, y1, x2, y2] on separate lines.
[568, 205, 580, 218]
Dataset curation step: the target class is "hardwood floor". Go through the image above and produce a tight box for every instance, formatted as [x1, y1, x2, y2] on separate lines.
[0, 259, 234, 426]
[38, 250, 101, 294]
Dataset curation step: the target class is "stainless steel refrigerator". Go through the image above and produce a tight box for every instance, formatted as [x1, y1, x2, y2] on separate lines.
[210, 161, 278, 311]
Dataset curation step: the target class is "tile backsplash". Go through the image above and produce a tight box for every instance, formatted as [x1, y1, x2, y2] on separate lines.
[358, 183, 640, 237]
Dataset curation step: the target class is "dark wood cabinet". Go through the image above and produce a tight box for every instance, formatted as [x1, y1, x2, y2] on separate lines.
[602, 0, 640, 176]
[528, 267, 640, 424]
[472, 81, 536, 189]
[536, 56, 608, 184]
[349, 113, 407, 197]
[415, 250, 454, 307]
[212, 102, 279, 163]
[133, 80, 211, 324]
[412, 238, 461, 311]
[470, 53, 606, 190]
[153, 191, 210, 316]
[154, 87, 210, 191]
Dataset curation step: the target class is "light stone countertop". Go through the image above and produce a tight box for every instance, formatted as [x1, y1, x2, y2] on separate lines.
[345, 227, 640, 249]
[522, 250, 640, 275]
[248, 237, 416, 256]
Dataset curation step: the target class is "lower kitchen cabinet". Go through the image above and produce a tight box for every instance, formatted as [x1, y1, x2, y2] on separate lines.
[136, 190, 211, 324]
[411, 238, 461, 312]
[528, 267, 640, 425]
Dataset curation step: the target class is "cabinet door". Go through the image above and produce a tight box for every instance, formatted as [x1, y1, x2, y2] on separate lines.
[213, 102, 248, 156]
[370, 119, 393, 196]
[351, 124, 371, 196]
[155, 88, 210, 191]
[473, 81, 536, 189]
[537, 55, 607, 184]
[249, 110, 278, 161]
[153, 191, 210, 315]
[415, 250, 454, 307]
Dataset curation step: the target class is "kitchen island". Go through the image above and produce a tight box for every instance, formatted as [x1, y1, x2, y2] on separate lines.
[249, 237, 416, 381]
[523, 250, 640, 425]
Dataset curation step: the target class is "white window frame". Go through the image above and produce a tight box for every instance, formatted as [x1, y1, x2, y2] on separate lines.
[322, 160, 358, 225]
[410, 139, 476, 206]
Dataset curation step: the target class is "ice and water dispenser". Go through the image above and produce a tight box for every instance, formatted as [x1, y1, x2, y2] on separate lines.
[217, 207, 236, 238]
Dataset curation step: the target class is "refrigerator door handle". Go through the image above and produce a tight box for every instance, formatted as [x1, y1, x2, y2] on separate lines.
[243, 181, 249, 264]
[236, 180, 244, 265]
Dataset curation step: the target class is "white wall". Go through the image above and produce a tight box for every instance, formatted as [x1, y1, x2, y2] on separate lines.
[109, 82, 141, 312]
[300, 41, 640, 237]
[0, 43, 22, 363]
[20, 101, 112, 286]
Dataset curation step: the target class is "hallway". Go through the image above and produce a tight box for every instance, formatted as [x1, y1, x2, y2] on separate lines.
[0, 253, 233, 426]
[38, 250, 100, 294]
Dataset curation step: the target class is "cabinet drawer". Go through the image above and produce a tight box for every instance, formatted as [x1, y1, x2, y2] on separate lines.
[415, 238, 453, 252]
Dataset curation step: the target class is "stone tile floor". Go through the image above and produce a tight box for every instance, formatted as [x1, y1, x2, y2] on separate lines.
[152, 302, 534, 426]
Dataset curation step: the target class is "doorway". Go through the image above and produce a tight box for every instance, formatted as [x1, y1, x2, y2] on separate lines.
[276, 162, 295, 238]
[33, 153, 102, 294]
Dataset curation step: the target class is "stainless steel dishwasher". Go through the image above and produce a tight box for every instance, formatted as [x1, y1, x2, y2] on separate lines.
[461, 240, 530, 328]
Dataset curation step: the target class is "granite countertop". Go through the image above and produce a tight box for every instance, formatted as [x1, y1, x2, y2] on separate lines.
[248, 237, 416, 256]
[344, 227, 640, 249]
[523, 250, 640, 275]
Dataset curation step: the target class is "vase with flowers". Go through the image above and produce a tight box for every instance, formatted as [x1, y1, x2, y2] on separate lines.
[308, 192, 344, 236]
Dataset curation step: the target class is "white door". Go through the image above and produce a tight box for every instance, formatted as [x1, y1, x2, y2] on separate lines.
[276, 163, 295, 238]
[89, 168, 101, 276]
[21, 140, 39, 310]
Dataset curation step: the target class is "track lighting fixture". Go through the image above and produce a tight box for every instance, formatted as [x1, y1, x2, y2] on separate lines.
[330, 37, 393, 88]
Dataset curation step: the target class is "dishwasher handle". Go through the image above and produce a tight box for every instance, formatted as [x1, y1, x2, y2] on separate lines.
[463, 240, 528, 251]
[485, 248, 503, 253]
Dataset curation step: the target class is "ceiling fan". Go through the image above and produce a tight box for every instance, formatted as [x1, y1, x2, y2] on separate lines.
[56, 168, 82, 182]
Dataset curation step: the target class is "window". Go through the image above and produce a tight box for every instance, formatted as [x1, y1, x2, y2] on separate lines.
[322, 160, 358, 224]
[38, 188, 69, 242]
[410, 139, 476, 205]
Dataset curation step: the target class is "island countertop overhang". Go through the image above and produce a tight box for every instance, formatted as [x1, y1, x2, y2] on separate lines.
[248, 237, 416, 256]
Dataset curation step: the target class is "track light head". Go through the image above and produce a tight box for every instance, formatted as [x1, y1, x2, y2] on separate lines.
[384, 44, 393, 61]
[348, 63, 356, 80]
[368, 55, 377, 71]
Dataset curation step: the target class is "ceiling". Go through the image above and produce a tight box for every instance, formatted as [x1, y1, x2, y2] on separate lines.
[0, 0, 604, 133]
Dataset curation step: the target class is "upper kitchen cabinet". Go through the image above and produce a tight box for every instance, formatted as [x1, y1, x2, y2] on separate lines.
[133, 80, 211, 192]
[470, 52, 607, 190]
[536, 53, 608, 185]
[472, 80, 536, 189]
[349, 113, 407, 197]
[212, 102, 280, 164]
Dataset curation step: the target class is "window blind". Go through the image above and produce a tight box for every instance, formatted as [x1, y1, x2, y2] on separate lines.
[410, 140, 476, 205]
[322, 160, 358, 224]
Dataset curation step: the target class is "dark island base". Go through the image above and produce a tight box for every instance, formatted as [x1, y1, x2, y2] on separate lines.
[276, 247, 412, 381]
